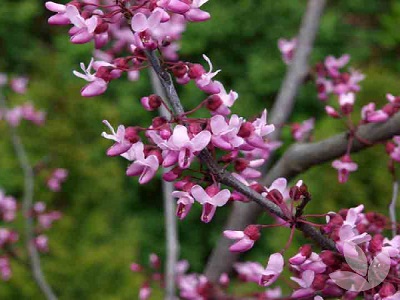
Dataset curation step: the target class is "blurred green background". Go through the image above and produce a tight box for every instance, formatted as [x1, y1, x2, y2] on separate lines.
[1, 0, 400, 298]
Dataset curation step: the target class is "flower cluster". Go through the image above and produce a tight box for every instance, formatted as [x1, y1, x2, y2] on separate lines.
[47, 168, 69, 192]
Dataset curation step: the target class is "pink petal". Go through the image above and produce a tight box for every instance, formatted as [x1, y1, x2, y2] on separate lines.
[191, 185, 210, 204]
[211, 189, 231, 206]
[81, 79, 107, 97]
[223, 230, 245, 240]
[229, 237, 254, 252]
[171, 125, 189, 147]
[131, 13, 148, 32]
[191, 130, 211, 151]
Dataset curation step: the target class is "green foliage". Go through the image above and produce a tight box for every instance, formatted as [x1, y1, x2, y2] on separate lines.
[0, 0, 399, 298]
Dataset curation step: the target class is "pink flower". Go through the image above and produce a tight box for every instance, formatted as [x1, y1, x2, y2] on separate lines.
[184, 0, 211, 22]
[10, 77, 28, 94]
[66, 5, 98, 44]
[190, 184, 230, 223]
[157, 0, 191, 14]
[292, 118, 315, 141]
[278, 38, 297, 64]
[131, 8, 165, 33]
[233, 262, 264, 283]
[244, 109, 275, 149]
[126, 142, 159, 184]
[159, 125, 211, 169]
[0, 191, 17, 222]
[5, 107, 23, 127]
[291, 270, 316, 298]
[210, 114, 244, 150]
[73, 58, 114, 97]
[139, 283, 151, 300]
[325, 105, 340, 118]
[361, 103, 389, 123]
[194, 55, 221, 94]
[325, 54, 350, 78]
[209, 81, 238, 115]
[259, 252, 284, 287]
[339, 92, 355, 115]
[332, 155, 358, 183]
[0, 257, 11, 281]
[101, 120, 134, 156]
[34, 235, 49, 253]
[289, 245, 312, 265]
[45, 1, 70, 25]
[224, 225, 260, 252]
[171, 190, 194, 220]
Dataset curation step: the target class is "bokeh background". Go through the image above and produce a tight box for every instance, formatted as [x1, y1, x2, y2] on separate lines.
[1, 0, 400, 298]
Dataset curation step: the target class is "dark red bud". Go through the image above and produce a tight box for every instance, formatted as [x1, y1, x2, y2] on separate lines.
[250, 183, 265, 194]
[312, 274, 327, 291]
[188, 63, 205, 79]
[148, 94, 162, 109]
[382, 103, 396, 116]
[206, 95, 223, 111]
[237, 122, 254, 138]
[379, 283, 396, 298]
[94, 21, 109, 34]
[368, 234, 383, 253]
[172, 63, 188, 78]
[299, 244, 312, 257]
[234, 158, 249, 172]
[243, 225, 261, 241]
[266, 189, 283, 204]
[386, 141, 396, 154]
[124, 127, 139, 143]
[152, 116, 167, 128]
[320, 250, 341, 267]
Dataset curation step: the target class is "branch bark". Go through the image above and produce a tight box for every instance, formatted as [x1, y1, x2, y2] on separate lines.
[0, 95, 57, 300]
[205, 0, 327, 281]
[149, 69, 179, 300]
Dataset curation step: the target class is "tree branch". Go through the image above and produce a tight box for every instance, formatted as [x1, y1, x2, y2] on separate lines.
[205, 0, 327, 281]
[0, 95, 58, 300]
[144, 49, 336, 274]
[149, 69, 179, 300]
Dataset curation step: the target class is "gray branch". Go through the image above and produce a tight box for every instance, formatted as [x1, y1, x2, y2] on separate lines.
[149, 69, 179, 300]
[0, 95, 57, 300]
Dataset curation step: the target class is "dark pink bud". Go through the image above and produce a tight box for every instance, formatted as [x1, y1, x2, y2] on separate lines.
[382, 103, 397, 116]
[148, 94, 162, 109]
[205, 185, 219, 197]
[130, 263, 142, 272]
[148, 149, 162, 164]
[234, 158, 249, 173]
[312, 274, 327, 290]
[94, 20, 109, 34]
[320, 250, 341, 267]
[188, 122, 202, 135]
[149, 253, 160, 269]
[300, 244, 312, 257]
[95, 66, 113, 82]
[162, 166, 182, 182]
[125, 126, 139, 143]
[152, 116, 168, 128]
[325, 106, 341, 118]
[386, 141, 396, 154]
[205, 95, 223, 111]
[379, 283, 396, 298]
[368, 234, 383, 253]
[188, 64, 205, 79]
[237, 122, 254, 138]
[249, 183, 265, 194]
[266, 189, 283, 204]
[172, 63, 188, 78]
[243, 225, 261, 241]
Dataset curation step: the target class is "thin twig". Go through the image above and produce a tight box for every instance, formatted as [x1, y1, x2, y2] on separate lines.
[149, 68, 179, 300]
[0, 95, 58, 300]
[389, 180, 398, 237]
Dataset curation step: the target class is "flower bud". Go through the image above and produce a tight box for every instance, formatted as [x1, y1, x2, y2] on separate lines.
[188, 63, 205, 79]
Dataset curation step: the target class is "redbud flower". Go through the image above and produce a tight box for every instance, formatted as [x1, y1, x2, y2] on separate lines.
[45, 2, 70, 25]
[126, 143, 159, 184]
[325, 105, 340, 118]
[190, 185, 230, 223]
[339, 92, 355, 115]
[66, 5, 98, 44]
[158, 0, 191, 14]
[291, 118, 315, 141]
[289, 245, 312, 265]
[233, 261, 264, 283]
[325, 54, 350, 78]
[101, 120, 133, 156]
[139, 283, 151, 300]
[73, 58, 114, 97]
[140, 94, 162, 111]
[278, 37, 297, 64]
[361, 103, 389, 123]
[34, 235, 49, 253]
[171, 190, 194, 220]
[291, 270, 316, 299]
[210, 114, 244, 150]
[210, 81, 238, 115]
[10, 76, 28, 94]
[332, 155, 358, 184]
[131, 8, 165, 33]
[259, 252, 284, 287]
[184, 0, 211, 22]
[223, 225, 260, 252]
[194, 55, 221, 94]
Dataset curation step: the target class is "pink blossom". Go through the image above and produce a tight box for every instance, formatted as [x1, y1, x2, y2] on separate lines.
[172, 191, 194, 220]
[292, 118, 315, 141]
[126, 142, 159, 184]
[190, 185, 230, 223]
[73, 58, 114, 97]
[223, 225, 260, 252]
[38, 211, 62, 229]
[0, 257, 11, 281]
[101, 120, 133, 156]
[210, 114, 244, 150]
[325, 105, 340, 118]
[131, 8, 165, 33]
[10, 76, 28, 94]
[66, 5, 98, 44]
[34, 235, 49, 252]
[278, 38, 297, 64]
[244, 109, 275, 149]
[259, 252, 284, 287]
[5, 107, 23, 127]
[184, 0, 211, 22]
[291, 270, 316, 298]
[157, 0, 191, 14]
[325, 54, 350, 78]
[332, 155, 358, 183]
[210, 81, 238, 115]
[45, 1, 70, 25]
[155, 125, 211, 169]
[139, 283, 151, 300]
[361, 103, 389, 123]
[233, 261, 264, 283]
[263, 287, 282, 299]
[194, 55, 221, 94]
[289, 245, 312, 265]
